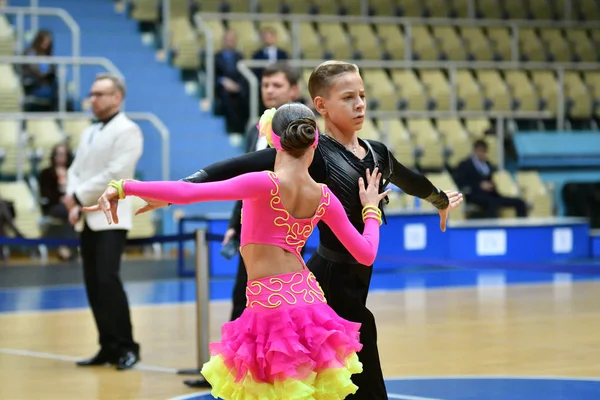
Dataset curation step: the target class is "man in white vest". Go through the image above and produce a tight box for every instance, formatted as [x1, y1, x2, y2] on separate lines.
[64, 74, 143, 370]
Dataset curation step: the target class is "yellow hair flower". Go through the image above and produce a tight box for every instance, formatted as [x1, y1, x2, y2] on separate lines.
[257, 108, 277, 148]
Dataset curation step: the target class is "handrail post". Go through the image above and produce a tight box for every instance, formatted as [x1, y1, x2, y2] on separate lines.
[30, 0, 39, 34]
[511, 23, 519, 62]
[177, 227, 211, 376]
[237, 60, 260, 129]
[162, 0, 170, 57]
[194, 14, 215, 111]
[58, 64, 67, 112]
[496, 117, 505, 171]
[557, 68, 565, 131]
[449, 67, 458, 111]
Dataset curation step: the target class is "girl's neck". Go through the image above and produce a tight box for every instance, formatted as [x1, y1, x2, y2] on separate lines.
[274, 152, 311, 179]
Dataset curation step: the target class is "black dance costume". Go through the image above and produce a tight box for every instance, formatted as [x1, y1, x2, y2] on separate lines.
[181, 134, 449, 399]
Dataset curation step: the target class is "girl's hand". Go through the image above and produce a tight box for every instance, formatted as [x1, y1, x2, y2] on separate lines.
[81, 186, 121, 225]
[359, 167, 392, 208]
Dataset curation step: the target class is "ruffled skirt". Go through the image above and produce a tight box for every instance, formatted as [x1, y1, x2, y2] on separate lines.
[201, 269, 363, 399]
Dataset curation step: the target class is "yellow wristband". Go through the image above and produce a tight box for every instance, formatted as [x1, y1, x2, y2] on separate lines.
[363, 214, 382, 226]
[362, 205, 381, 218]
[108, 179, 125, 200]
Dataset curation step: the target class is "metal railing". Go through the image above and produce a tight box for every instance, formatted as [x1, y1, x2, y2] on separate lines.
[368, 110, 553, 172]
[0, 112, 171, 182]
[192, 9, 600, 101]
[237, 58, 595, 132]
[194, 14, 215, 109]
[2, 7, 82, 102]
[0, 55, 123, 113]
[219, 0, 579, 19]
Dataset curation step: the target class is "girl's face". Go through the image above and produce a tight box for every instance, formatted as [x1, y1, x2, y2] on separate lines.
[314, 72, 366, 135]
[54, 145, 67, 166]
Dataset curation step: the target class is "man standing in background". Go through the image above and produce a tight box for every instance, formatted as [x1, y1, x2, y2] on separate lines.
[64, 74, 144, 371]
[184, 61, 300, 388]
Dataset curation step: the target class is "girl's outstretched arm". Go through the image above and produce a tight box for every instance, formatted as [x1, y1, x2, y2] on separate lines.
[121, 172, 269, 204]
[82, 172, 272, 225]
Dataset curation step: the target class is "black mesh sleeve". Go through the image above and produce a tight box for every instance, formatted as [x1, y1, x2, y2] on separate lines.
[179, 148, 277, 183]
[387, 150, 450, 210]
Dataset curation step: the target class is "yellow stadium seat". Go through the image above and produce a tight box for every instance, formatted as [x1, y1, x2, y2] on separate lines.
[419, 70, 451, 110]
[319, 22, 353, 59]
[461, 27, 494, 61]
[431, 26, 468, 61]
[391, 69, 430, 111]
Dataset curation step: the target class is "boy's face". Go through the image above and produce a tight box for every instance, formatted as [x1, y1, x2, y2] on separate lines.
[314, 72, 366, 134]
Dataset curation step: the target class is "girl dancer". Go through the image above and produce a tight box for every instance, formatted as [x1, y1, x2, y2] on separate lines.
[84, 103, 392, 399]
[95, 61, 464, 398]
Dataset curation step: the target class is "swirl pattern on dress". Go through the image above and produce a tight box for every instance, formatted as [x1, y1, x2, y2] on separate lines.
[246, 271, 326, 309]
[267, 172, 330, 255]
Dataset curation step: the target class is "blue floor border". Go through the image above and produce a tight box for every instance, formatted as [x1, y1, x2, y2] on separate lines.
[168, 376, 600, 400]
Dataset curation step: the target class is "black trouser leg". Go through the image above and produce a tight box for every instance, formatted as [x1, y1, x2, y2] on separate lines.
[230, 256, 248, 321]
[81, 225, 139, 357]
[308, 253, 388, 400]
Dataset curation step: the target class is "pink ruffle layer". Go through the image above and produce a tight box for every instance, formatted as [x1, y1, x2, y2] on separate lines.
[210, 302, 363, 384]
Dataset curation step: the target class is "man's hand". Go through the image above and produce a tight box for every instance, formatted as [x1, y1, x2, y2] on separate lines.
[480, 181, 494, 192]
[134, 198, 169, 216]
[68, 205, 81, 226]
[222, 228, 237, 246]
[63, 194, 76, 210]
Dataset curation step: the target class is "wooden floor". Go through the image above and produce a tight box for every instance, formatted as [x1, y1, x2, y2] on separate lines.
[1, 280, 600, 399]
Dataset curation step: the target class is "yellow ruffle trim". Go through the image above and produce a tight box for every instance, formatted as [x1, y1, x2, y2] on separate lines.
[200, 352, 363, 400]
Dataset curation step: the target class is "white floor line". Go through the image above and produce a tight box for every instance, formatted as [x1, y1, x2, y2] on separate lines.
[388, 394, 445, 400]
[0, 347, 178, 373]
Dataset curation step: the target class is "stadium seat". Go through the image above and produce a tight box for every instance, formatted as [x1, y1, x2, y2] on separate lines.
[228, 20, 260, 58]
[431, 26, 469, 61]
[25, 119, 65, 159]
[530, 70, 559, 114]
[461, 27, 495, 61]
[565, 29, 597, 62]
[0, 64, 22, 113]
[298, 22, 324, 59]
[170, 17, 201, 69]
[361, 69, 398, 111]
[0, 15, 14, 56]
[0, 120, 29, 177]
[503, 70, 540, 112]
[583, 71, 600, 116]
[410, 25, 439, 61]
[475, 69, 512, 111]
[391, 69, 430, 110]
[347, 23, 383, 59]
[378, 24, 406, 60]
[0, 181, 42, 238]
[486, 27, 513, 61]
[61, 118, 92, 150]
[563, 71, 592, 118]
[129, 0, 159, 23]
[456, 70, 485, 110]
[419, 70, 451, 110]
[318, 22, 353, 59]
[435, 118, 472, 167]
[491, 170, 520, 218]
[515, 171, 553, 217]
[397, 0, 425, 17]
[539, 28, 574, 62]
[518, 28, 546, 62]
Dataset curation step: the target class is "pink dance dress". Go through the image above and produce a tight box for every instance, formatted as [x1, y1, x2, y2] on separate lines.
[119, 170, 381, 399]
